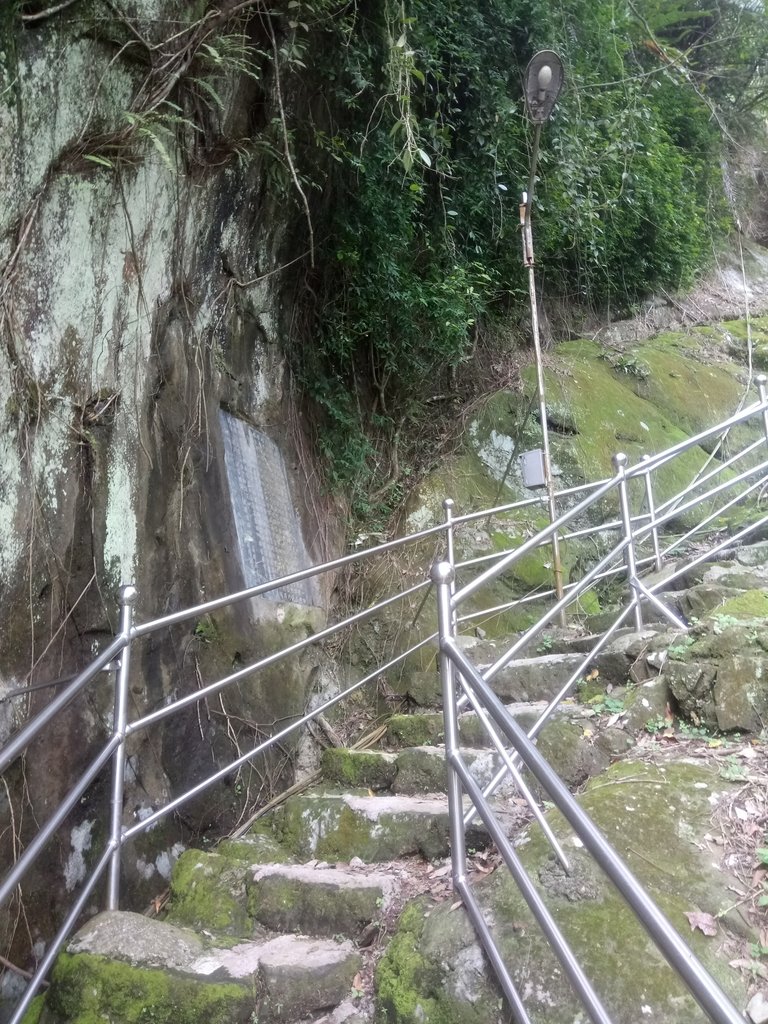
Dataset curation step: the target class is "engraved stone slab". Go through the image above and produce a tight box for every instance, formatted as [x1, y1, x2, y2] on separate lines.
[219, 411, 320, 606]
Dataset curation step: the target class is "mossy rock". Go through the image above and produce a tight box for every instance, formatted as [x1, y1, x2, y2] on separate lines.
[165, 849, 253, 936]
[269, 792, 458, 862]
[713, 655, 768, 732]
[387, 714, 444, 748]
[711, 588, 768, 622]
[40, 951, 254, 1024]
[247, 864, 385, 938]
[626, 336, 745, 439]
[217, 830, 294, 864]
[662, 621, 768, 731]
[678, 584, 748, 620]
[375, 759, 749, 1024]
[376, 900, 486, 1024]
[322, 748, 398, 791]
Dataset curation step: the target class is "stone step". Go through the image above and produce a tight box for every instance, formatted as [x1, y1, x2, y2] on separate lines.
[322, 744, 518, 798]
[324, 709, 631, 795]
[247, 862, 392, 940]
[268, 791, 507, 863]
[50, 910, 361, 1024]
[166, 833, 296, 937]
[402, 631, 664, 709]
[385, 698, 632, 764]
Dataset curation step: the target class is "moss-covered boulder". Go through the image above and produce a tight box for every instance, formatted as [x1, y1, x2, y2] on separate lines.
[38, 911, 361, 1024]
[375, 759, 749, 1024]
[165, 849, 254, 936]
[40, 951, 255, 1024]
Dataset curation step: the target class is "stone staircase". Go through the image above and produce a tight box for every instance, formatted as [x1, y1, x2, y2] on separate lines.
[31, 540, 768, 1024]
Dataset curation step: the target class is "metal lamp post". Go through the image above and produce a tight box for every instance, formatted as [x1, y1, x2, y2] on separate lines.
[520, 50, 565, 617]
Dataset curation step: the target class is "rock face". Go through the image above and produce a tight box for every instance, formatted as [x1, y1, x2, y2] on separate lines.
[0, 0, 333, 957]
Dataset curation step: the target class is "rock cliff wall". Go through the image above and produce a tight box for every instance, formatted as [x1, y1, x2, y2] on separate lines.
[0, 1, 331, 962]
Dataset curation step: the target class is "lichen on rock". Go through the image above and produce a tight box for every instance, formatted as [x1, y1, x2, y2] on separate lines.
[375, 758, 749, 1024]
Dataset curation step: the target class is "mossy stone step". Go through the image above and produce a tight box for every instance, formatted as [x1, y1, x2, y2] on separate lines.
[268, 791, 498, 863]
[166, 832, 295, 937]
[46, 910, 361, 1024]
[320, 748, 398, 791]
[400, 642, 646, 709]
[247, 863, 392, 940]
[322, 745, 517, 798]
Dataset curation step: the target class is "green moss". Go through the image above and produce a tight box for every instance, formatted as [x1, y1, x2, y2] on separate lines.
[270, 792, 453, 862]
[376, 902, 489, 1024]
[45, 952, 254, 1024]
[711, 589, 768, 622]
[165, 850, 251, 936]
[537, 341, 713, 502]
[383, 759, 747, 1023]
[629, 338, 744, 436]
[271, 796, 386, 861]
[393, 748, 446, 794]
[216, 830, 293, 864]
[322, 748, 397, 790]
[387, 714, 443, 748]
[19, 995, 45, 1024]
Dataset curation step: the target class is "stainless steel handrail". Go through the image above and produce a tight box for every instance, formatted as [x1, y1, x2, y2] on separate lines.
[122, 631, 438, 840]
[1, 383, 767, 1024]
[126, 577, 431, 736]
[434, 600, 745, 1024]
[0, 634, 127, 775]
[432, 381, 768, 1022]
[132, 520, 449, 638]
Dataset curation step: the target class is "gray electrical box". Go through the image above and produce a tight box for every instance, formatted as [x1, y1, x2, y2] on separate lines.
[519, 448, 546, 489]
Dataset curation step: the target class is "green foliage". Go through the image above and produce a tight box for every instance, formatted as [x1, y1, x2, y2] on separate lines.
[536, 634, 555, 654]
[668, 635, 696, 660]
[645, 714, 667, 734]
[589, 694, 626, 715]
[601, 350, 651, 379]
[269, 0, 744, 514]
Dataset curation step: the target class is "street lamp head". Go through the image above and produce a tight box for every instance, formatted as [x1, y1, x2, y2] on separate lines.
[525, 50, 564, 124]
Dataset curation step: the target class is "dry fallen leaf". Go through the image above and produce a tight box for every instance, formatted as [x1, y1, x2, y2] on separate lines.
[685, 910, 718, 937]
[429, 863, 451, 878]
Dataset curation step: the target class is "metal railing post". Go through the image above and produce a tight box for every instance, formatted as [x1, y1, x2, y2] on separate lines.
[442, 498, 458, 634]
[432, 562, 468, 892]
[641, 454, 663, 573]
[757, 374, 768, 442]
[106, 584, 137, 910]
[613, 453, 643, 631]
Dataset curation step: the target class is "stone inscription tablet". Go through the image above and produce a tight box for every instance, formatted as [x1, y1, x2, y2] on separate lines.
[219, 411, 320, 606]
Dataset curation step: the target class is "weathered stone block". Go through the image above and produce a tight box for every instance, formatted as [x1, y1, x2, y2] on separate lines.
[247, 863, 389, 939]
[664, 660, 718, 726]
[166, 850, 252, 937]
[321, 748, 398, 791]
[713, 655, 768, 732]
